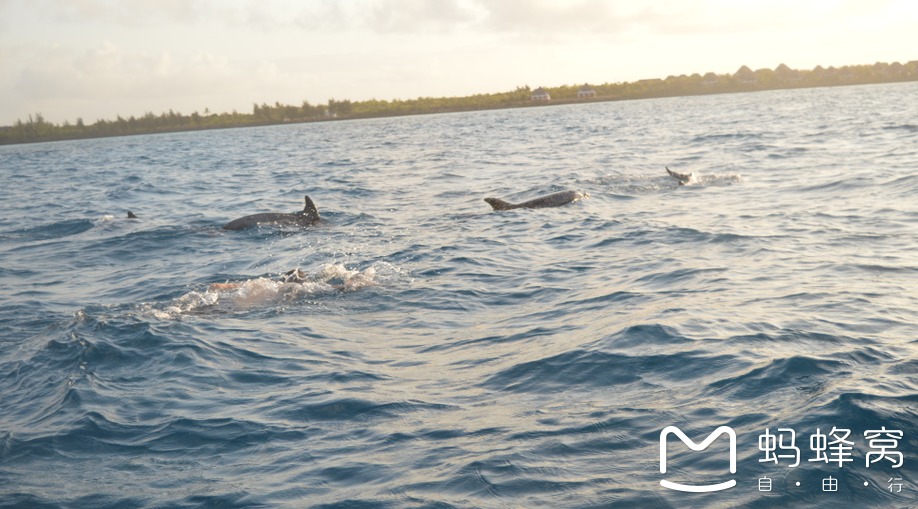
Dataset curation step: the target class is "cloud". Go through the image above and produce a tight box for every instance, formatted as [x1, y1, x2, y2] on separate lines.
[465, 0, 914, 39]
[276, 0, 482, 34]
[18, 0, 202, 26]
[290, 0, 636, 35]
[474, 0, 630, 34]
[15, 0, 481, 33]
[0, 0, 799, 37]
[4, 40, 263, 122]
[9, 0, 913, 36]
[364, 0, 480, 33]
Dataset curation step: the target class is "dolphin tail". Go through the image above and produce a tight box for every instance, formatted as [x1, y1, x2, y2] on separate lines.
[484, 197, 514, 211]
[302, 195, 319, 220]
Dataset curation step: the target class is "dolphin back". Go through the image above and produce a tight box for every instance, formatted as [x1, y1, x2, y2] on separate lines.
[518, 190, 586, 208]
[486, 190, 586, 211]
[222, 195, 321, 230]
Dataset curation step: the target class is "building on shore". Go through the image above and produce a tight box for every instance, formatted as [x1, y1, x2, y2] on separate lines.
[577, 84, 597, 98]
[531, 87, 551, 101]
[734, 65, 757, 84]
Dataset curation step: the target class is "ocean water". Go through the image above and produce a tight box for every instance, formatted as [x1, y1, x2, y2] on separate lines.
[1, 82, 916, 508]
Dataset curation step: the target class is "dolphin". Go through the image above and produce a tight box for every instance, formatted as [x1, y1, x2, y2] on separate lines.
[484, 190, 588, 211]
[222, 195, 320, 230]
[666, 166, 694, 186]
[127, 211, 138, 219]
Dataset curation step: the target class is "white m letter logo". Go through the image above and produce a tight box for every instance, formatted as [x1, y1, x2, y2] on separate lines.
[660, 426, 737, 492]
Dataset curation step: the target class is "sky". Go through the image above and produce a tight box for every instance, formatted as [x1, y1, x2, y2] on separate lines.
[1, 0, 915, 126]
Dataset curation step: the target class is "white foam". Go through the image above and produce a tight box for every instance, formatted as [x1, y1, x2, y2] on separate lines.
[693, 173, 742, 186]
[148, 263, 386, 318]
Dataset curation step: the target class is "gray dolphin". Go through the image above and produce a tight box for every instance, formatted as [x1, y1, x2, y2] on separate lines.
[666, 166, 694, 185]
[222, 195, 320, 230]
[484, 190, 588, 211]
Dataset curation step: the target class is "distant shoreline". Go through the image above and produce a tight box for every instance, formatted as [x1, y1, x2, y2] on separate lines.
[2, 60, 916, 146]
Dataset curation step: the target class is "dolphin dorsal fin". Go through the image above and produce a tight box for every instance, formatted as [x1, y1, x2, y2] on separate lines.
[302, 195, 319, 220]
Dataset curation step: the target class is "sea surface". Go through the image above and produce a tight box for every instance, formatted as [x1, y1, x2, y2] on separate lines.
[1, 82, 916, 508]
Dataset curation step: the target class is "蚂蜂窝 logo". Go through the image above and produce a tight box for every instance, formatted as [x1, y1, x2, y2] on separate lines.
[660, 426, 737, 492]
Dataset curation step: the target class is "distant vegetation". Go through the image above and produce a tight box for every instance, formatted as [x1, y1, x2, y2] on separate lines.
[2, 60, 916, 145]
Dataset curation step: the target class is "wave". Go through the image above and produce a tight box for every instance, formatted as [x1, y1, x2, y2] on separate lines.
[266, 397, 454, 423]
[796, 175, 874, 193]
[879, 173, 918, 192]
[0, 219, 95, 243]
[689, 132, 765, 144]
[481, 345, 743, 394]
[706, 355, 849, 400]
[881, 123, 918, 132]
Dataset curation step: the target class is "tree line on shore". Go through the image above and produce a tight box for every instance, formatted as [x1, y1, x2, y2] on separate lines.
[2, 60, 916, 145]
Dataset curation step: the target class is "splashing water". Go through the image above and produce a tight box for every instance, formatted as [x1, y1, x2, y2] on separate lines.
[149, 263, 382, 318]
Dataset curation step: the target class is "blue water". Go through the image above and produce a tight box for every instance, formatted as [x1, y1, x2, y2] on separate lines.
[1, 82, 917, 508]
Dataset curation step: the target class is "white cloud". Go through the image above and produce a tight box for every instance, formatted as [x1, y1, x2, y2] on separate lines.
[476, 0, 630, 34]
[364, 0, 480, 33]
[25, 0, 202, 26]
[4, 40, 270, 122]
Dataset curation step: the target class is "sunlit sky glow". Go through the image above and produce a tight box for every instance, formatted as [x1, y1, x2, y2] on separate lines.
[1, 0, 915, 125]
